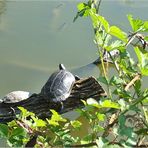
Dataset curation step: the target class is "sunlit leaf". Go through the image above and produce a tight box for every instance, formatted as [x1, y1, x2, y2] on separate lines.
[97, 15, 110, 33]
[32, 117, 46, 127]
[134, 47, 148, 76]
[77, 3, 87, 11]
[101, 100, 120, 109]
[127, 14, 144, 32]
[71, 120, 82, 129]
[47, 110, 67, 126]
[110, 26, 127, 42]
[96, 113, 105, 121]
[73, 2, 91, 22]
[144, 36, 148, 41]
[18, 107, 35, 118]
[143, 21, 148, 31]
[86, 98, 99, 107]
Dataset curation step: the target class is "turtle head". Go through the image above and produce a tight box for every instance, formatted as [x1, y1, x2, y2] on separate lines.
[59, 64, 66, 70]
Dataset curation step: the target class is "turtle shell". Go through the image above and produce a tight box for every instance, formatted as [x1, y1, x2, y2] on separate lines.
[41, 69, 75, 102]
[0, 91, 32, 103]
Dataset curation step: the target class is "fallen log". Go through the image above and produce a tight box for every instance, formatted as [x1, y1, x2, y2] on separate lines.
[0, 77, 106, 123]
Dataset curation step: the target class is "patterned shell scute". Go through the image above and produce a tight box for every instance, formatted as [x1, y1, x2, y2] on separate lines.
[0, 91, 32, 103]
[41, 70, 75, 102]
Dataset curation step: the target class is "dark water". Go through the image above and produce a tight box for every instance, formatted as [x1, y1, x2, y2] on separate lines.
[0, 0, 148, 146]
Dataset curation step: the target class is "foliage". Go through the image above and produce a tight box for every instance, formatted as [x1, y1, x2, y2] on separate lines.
[0, 0, 148, 147]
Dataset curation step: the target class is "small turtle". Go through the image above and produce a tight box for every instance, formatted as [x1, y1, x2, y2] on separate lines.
[41, 64, 80, 102]
[0, 91, 32, 103]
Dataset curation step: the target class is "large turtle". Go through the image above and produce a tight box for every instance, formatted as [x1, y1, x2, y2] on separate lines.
[41, 64, 79, 102]
[0, 91, 32, 103]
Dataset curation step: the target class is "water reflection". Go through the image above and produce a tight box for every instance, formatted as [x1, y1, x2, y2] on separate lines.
[0, 0, 6, 31]
[0, 0, 6, 16]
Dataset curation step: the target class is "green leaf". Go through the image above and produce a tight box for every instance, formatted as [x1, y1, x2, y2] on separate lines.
[81, 134, 93, 144]
[73, 2, 91, 22]
[77, 3, 87, 11]
[119, 127, 134, 137]
[11, 127, 26, 137]
[134, 47, 148, 76]
[143, 21, 148, 31]
[0, 124, 8, 138]
[97, 15, 110, 33]
[110, 76, 124, 86]
[135, 128, 148, 135]
[47, 110, 67, 126]
[71, 120, 82, 129]
[127, 14, 144, 32]
[118, 114, 126, 128]
[118, 99, 127, 111]
[96, 137, 108, 147]
[86, 98, 100, 108]
[144, 36, 148, 41]
[106, 40, 123, 51]
[100, 100, 120, 109]
[98, 76, 109, 85]
[18, 106, 35, 119]
[96, 113, 105, 121]
[8, 127, 26, 147]
[110, 26, 127, 42]
[32, 117, 46, 127]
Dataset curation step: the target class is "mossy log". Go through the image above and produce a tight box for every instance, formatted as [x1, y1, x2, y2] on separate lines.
[0, 77, 106, 123]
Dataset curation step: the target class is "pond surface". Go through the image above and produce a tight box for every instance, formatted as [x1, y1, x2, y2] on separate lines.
[0, 0, 148, 98]
[0, 0, 148, 145]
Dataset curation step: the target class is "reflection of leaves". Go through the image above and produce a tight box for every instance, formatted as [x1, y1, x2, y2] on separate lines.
[0, 1, 6, 16]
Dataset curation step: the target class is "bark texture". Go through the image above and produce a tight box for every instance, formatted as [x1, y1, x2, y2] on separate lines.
[0, 77, 106, 123]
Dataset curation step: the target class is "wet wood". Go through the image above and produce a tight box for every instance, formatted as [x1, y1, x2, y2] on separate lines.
[0, 77, 106, 123]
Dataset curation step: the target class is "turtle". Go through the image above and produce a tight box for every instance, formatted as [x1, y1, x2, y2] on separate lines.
[0, 91, 33, 103]
[93, 49, 120, 65]
[41, 64, 80, 102]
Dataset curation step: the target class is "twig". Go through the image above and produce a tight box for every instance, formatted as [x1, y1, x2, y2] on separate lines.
[125, 74, 141, 91]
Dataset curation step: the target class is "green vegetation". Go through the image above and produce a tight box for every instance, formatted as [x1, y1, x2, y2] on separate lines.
[0, 0, 148, 147]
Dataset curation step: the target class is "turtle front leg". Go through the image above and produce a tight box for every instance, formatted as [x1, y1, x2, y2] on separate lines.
[75, 75, 81, 81]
